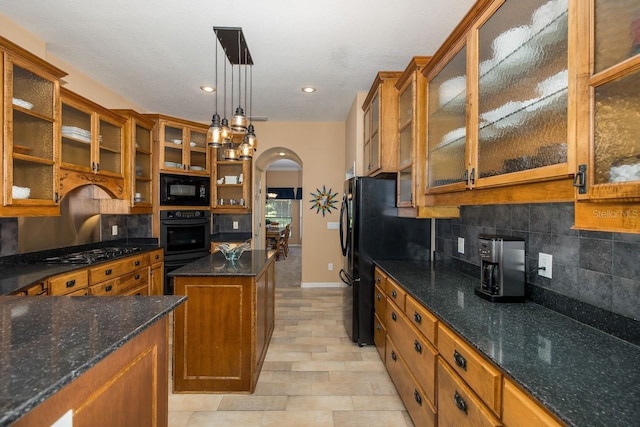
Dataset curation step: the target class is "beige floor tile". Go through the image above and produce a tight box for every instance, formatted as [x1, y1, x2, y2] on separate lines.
[267, 370, 330, 383]
[371, 381, 402, 395]
[332, 410, 412, 427]
[343, 360, 386, 372]
[351, 395, 406, 411]
[264, 351, 312, 361]
[253, 381, 314, 396]
[311, 382, 375, 396]
[261, 410, 334, 427]
[290, 360, 347, 371]
[217, 395, 287, 411]
[168, 394, 223, 411]
[184, 411, 263, 426]
[261, 360, 293, 371]
[329, 371, 396, 384]
[286, 395, 354, 411]
[311, 351, 363, 361]
[168, 411, 192, 427]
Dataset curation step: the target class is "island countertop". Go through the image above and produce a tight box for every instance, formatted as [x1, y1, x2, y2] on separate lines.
[168, 250, 274, 277]
[0, 295, 185, 426]
[375, 259, 640, 427]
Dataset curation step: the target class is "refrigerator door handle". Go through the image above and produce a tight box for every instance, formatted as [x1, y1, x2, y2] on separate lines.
[339, 268, 358, 286]
[339, 193, 348, 256]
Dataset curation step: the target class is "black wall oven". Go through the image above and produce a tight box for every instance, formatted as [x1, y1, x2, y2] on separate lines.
[160, 173, 210, 206]
[160, 209, 210, 294]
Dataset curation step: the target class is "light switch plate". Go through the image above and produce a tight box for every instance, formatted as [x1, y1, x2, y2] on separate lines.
[328, 263, 333, 271]
[538, 253, 553, 279]
[111, 225, 118, 236]
[458, 237, 465, 254]
[233, 221, 239, 230]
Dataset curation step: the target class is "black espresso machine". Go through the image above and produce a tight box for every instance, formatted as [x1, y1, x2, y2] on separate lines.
[475, 235, 525, 302]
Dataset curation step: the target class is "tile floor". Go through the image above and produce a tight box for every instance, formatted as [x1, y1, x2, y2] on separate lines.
[168, 247, 413, 427]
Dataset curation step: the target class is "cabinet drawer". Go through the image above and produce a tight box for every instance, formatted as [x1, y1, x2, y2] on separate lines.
[374, 313, 386, 362]
[66, 288, 89, 296]
[386, 304, 437, 407]
[503, 378, 563, 427]
[386, 278, 406, 311]
[122, 284, 149, 296]
[438, 323, 502, 414]
[405, 295, 437, 345]
[11, 282, 47, 296]
[117, 269, 149, 294]
[437, 359, 501, 427]
[386, 337, 436, 427]
[89, 278, 118, 296]
[374, 283, 387, 321]
[374, 267, 387, 290]
[89, 254, 149, 283]
[49, 270, 89, 295]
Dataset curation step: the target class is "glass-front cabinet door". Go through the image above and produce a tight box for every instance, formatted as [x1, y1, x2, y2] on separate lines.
[426, 41, 469, 192]
[3, 53, 63, 210]
[398, 78, 413, 205]
[156, 116, 209, 175]
[575, 0, 640, 201]
[97, 118, 122, 176]
[187, 129, 208, 174]
[475, 0, 569, 186]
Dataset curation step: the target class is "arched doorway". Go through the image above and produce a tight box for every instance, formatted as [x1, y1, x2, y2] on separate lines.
[254, 148, 303, 287]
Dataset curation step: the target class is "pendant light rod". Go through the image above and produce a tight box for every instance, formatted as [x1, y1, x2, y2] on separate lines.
[213, 27, 253, 65]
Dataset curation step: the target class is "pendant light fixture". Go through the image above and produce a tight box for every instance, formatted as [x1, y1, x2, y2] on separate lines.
[206, 39, 222, 148]
[211, 27, 254, 160]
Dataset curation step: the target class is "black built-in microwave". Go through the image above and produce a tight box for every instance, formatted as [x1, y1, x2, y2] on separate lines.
[160, 173, 210, 206]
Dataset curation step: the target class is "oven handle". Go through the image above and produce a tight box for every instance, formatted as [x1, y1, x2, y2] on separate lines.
[161, 219, 210, 226]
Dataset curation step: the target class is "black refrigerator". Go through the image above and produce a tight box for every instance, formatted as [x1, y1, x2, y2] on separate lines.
[339, 176, 430, 345]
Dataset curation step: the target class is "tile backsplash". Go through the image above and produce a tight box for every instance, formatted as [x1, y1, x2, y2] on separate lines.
[436, 203, 640, 321]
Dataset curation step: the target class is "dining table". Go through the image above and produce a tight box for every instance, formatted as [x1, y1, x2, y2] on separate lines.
[265, 226, 285, 248]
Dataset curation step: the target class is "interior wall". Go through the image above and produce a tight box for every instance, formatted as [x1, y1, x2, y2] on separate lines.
[345, 92, 367, 177]
[254, 122, 345, 285]
[265, 170, 302, 245]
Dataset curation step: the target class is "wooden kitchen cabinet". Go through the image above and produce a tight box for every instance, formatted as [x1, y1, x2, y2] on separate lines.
[146, 114, 209, 175]
[422, 0, 576, 207]
[502, 378, 563, 427]
[48, 269, 89, 296]
[573, 0, 640, 233]
[149, 248, 164, 295]
[113, 109, 156, 212]
[59, 88, 127, 199]
[373, 267, 388, 361]
[0, 36, 66, 217]
[212, 147, 251, 212]
[362, 71, 402, 176]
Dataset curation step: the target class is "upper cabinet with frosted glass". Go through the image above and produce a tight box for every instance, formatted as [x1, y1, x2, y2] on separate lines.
[424, 0, 576, 203]
[1, 36, 67, 217]
[573, 0, 640, 233]
[362, 72, 402, 177]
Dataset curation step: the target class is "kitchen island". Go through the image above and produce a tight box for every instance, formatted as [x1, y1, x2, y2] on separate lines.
[170, 250, 275, 393]
[0, 295, 185, 426]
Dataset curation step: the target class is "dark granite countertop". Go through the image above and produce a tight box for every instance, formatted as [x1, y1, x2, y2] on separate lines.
[375, 259, 640, 427]
[0, 295, 185, 426]
[0, 245, 161, 296]
[210, 232, 252, 242]
[169, 250, 273, 277]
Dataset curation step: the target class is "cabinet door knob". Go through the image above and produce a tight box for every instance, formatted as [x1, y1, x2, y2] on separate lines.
[105, 285, 113, 292]
[454, 391, 468, 414]
[391, 289, 397, 298]
[105, 269, 112, 276]
[391, 312, 397, 322]
[135, 274, 140, 280]
[376, 323, 382, 332]
[376, 293, 382, 301]
[134, 260, 140, 266]
[453, 350, 467, 370]
[66, 279, 76, 288]
[391, 350, 397, 361]
[414, 340, 423, 354]
[414, 389, 423, 406]
[413, 312, 422, 324]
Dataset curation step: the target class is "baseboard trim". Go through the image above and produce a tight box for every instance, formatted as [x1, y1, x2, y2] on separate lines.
[301, 282, 344, 288]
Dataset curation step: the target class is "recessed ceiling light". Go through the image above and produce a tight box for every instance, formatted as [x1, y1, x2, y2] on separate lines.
[200, 85, 215, 93]
[278, 152, 286, 156]
[301, 86, 316, 93]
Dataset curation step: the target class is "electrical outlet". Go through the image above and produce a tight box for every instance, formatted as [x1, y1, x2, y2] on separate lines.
[538, 253, 553, 279]
[111, 225, 118, 236]
[328, 263, 333, 271]
[233, 221, 239, 230]
[458, 237, 465, 254]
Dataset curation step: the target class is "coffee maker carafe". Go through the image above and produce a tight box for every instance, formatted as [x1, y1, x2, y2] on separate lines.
[475, 235, 525, 302]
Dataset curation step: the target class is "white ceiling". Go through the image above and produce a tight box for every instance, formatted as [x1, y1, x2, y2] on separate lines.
[0, 0, 475, 123]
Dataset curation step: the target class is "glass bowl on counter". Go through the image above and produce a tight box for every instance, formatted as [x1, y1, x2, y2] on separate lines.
[216, 241, 251, 262]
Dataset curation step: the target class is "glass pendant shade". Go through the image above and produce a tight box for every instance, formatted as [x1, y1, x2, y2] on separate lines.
[239, 141, 253, 160]
[246, 124, 257, 149]
[231, 106, 248, 133]
[224, 147, 240, 160]
[207, 113, 223, 147]
[221, 118, 231, 144]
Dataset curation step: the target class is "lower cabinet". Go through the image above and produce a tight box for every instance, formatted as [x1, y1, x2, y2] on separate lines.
[13, 318, 169, 427]
[502, 379, 563, 427]
[172, 256, 275, 393]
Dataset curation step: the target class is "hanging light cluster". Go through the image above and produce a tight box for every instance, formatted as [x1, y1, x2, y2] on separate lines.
[207, 27, 257, 160]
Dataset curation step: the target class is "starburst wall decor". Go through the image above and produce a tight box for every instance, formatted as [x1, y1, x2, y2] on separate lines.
[309, 185, 338, 217]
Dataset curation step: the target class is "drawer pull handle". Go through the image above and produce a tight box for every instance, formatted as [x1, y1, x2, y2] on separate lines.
[105, 285, 113, 292]
[413, 312, 422, 324]
[105, 269, 113, 276]
[453, 350, 467, 370]
[155, 254, 160, 260]
[66, 279, 76, 288]
[454, 391, 468, 414]
[135, 274, 140, 280]
[391, 312, 397, 322]
[134, 260, 140, 266]
[391, 350, 397, 361]
[414, 340, 422, 354]
[376, 323, 382, 332]
[414, 389, 422, 406]
[391, 289, 397, 298]
[376, 293, 382, 301]
[376, 276, 381, 283]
